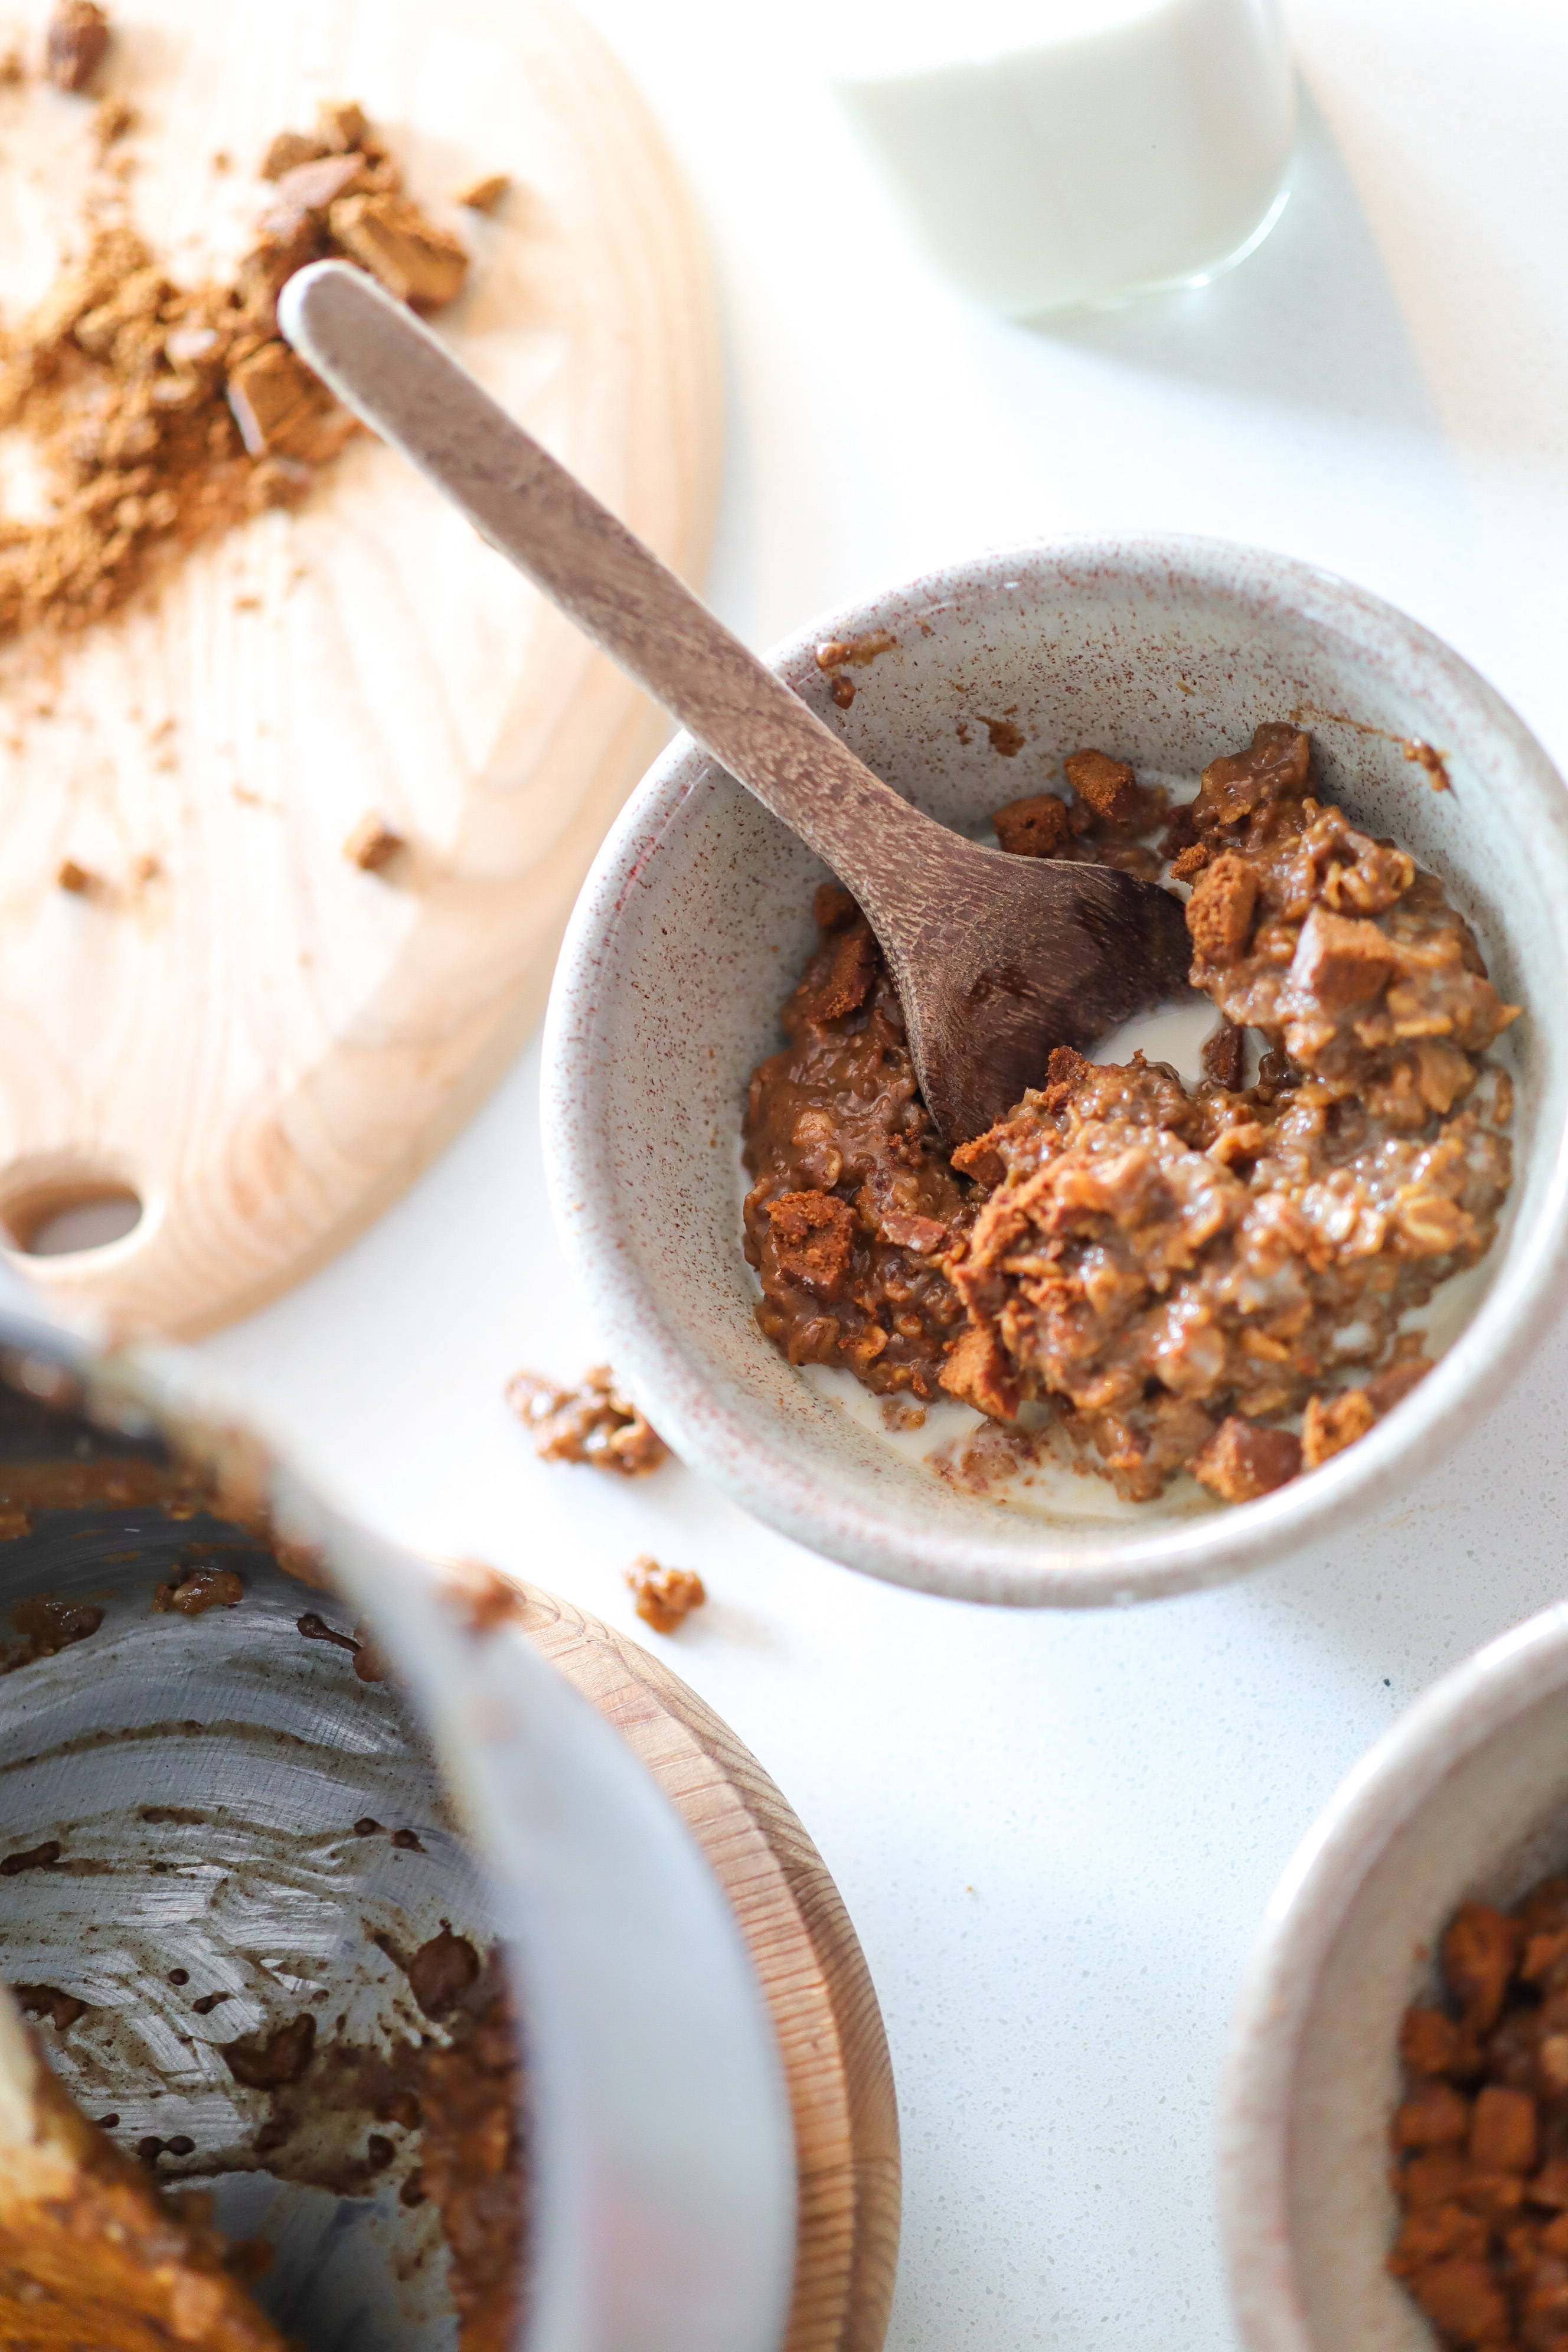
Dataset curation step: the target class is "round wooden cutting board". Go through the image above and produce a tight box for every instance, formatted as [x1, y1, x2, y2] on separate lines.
[0, 0, 720, 1335]
[520, 1581, 902, 2352]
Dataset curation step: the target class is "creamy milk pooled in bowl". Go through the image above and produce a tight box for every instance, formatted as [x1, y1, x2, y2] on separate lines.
[824, 0, 1295, 315]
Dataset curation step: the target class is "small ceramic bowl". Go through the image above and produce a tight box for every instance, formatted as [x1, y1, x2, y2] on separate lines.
[542, 536, 1568, 1606]
[1218, 1600, 1568, 2351]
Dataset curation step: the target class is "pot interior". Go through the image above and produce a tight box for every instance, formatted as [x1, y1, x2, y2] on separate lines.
[0, 1347, 522, 2351]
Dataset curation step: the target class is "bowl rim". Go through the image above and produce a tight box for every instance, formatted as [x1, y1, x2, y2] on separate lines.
[541, 531, 1568, 1608]
[1215, 1597, 1568, 2351]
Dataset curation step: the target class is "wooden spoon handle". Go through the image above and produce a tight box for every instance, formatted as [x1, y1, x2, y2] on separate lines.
[279, 262, 931, 891]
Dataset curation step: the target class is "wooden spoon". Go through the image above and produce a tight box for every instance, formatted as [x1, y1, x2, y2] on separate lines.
[279, 262, 1192, 1141]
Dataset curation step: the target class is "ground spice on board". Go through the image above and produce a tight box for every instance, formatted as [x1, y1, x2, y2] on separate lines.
[0, 49, 469, 649]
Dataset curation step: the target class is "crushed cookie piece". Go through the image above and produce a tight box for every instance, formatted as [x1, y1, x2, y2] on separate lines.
[260, 129, 327, 179]
[1190, 1417, 1302, 1503]
[328, 192, 468, 310]
[1200, 1018, 1246, 1090]
[766, 1189, 854, 1298]
[1064, 747, 1138, 827]
[318, 99, 371, 153]
[1186, 853, 1259, 965]
[1171, 841, 1210, 881]
[227, 341, 357, 463]
[625, 1555, 705, 1633]
[56, 858, 97, 895]
[455, 172, 510, 213]
[1301, 1388, 1376, 1468]
[815, 631, 896, 669]
[505, 1365, 669, 1476]
[45, 0, 108, 91]
[344, 812, 405, 872]
[992, 792, 1070, 858]
[1403, 737, 1451, 791]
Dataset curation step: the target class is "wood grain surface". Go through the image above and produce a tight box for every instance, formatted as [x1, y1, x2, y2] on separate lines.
[0, 0, 720, 1333]
[518, 1581, 901, 2352]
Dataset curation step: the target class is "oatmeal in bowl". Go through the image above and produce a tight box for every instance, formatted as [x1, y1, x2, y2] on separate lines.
[543, 538, 1568, 1605]
[743, 719, 1518, 1514]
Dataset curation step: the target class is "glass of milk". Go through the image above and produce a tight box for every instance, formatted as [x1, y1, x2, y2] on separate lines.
[826, 0, 1295, 318]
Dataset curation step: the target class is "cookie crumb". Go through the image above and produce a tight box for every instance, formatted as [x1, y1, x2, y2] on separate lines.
[344, 814, 405, 872]
[56, 858, 97, 895]
[45, 0, 108, 92]
[506, 1366, 669, 1476]
[455, 172, 509, 213]
[625, 1556, 705, 1633]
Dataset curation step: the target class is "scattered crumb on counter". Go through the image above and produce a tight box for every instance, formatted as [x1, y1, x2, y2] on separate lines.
[56, 858, 97, 894]
[455, 172, 509, 213]
[505, 1365, 669, 1477]
[625, 1556, 705, 1634]
[344, 812, 406, 872]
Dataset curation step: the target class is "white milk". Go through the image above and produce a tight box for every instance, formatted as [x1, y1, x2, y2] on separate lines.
[827, 0, 1295, 316]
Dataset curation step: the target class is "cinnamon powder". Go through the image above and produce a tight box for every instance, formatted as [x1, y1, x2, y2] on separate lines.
[0, 48, 469, 649]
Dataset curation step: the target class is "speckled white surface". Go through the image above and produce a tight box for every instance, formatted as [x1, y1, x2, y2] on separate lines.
[195, 4, 1568, 2344]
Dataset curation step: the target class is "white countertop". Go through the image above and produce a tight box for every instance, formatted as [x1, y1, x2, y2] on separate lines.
[201, 5, 1568, 2343]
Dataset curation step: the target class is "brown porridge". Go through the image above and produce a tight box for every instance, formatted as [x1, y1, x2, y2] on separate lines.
[742, 725, 1517, 1504]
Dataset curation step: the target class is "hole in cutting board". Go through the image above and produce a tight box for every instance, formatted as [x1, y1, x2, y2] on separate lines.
[1, 1180, 142, 1255]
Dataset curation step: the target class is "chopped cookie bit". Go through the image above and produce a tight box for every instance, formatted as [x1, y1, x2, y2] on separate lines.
[261, 128, 327, 179]
[1387, 1877, 1568, 2347]
[1200, 1017, 1245, 1090]
[1064, 747, 1139, 828]
[45, 0, 108, 91]
[1403, 737, 1451, 791]
[455, 172, 510, 213]
[1190, 1417, 1303, 1503]
[815, 630, 896, 669]
[328, 192, 468, 309]
[992, 792, 1070, 859]
[766, 1190, 855, 1297]
[153, 1564, 243, 1614]
[505, 1366, 670, 1476]
[344, 812, 406, 872]
[1301, 1388, 1376, 1468]
[625, 1555, 706, 1634]
[318, 98, 373, 153]
[227, 341, 358, 463]
[1186, 852, 1259, 965]
[56, 858, 97, 894]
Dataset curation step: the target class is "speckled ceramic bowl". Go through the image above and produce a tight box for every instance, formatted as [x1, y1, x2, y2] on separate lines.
[1218, 1601, 1568, 2350]
[541, 536, 1568, 1606]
